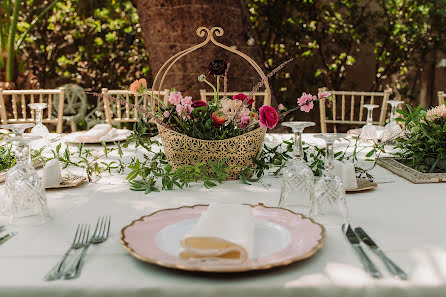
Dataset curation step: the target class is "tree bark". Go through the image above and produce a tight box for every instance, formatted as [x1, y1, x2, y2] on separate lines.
[132, 0, 267, 101]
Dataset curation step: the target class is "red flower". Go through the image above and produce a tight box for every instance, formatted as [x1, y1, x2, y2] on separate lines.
[233, 93, 254, 105]
[191, 100, 207, 108]
[212, 112, 226, 128]
[233, 93, 247, 101]
[259, 106, 278, 129]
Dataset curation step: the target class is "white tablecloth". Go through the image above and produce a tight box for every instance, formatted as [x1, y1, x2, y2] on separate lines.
[1, 134, 446, 297]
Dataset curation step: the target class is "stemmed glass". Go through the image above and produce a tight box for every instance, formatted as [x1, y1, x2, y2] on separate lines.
[382, 100, 403, 143]
[312, 133, 349, 226]
[278, 121, 316, 214]
[359, 104, 379, 142]
[0, 123, 35, 137]
[3, 135, 51, 225]
[28, 103, 51, 148]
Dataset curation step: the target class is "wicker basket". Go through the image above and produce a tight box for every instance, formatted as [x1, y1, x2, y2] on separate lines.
[158, 124, 266, 180]
[152, 27, 271, 180]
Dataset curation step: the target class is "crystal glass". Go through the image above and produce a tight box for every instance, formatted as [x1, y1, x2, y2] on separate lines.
[359, 104, 379, 142]
[28, 103, 51, 149]
[278, 122, 316, 214]
[3, 135, 51, 225]
[0, 123, 34, 137]
[312, 133, 349, 226]
[382, 100, 403, 143]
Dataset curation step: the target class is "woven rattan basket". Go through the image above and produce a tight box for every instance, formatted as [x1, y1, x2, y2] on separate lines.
[157, 124, 266, 180]
[152, 27, 272, 180]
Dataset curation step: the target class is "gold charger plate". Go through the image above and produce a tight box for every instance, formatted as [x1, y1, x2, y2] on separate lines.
[120, 204, 326, 273]
[46, 174, 86, 190]
[345, 178, 377, 193]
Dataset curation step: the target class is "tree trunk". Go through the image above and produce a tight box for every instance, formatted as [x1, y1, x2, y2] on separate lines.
[132, 0, 268, 101]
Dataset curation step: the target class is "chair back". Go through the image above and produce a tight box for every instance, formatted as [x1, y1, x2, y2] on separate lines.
[438, 91, 445, 106]
[102, 88, 169, 125]
[0, 88, 65, 133]
[318, 88, 391, 133]
[199, 90, 267, 110]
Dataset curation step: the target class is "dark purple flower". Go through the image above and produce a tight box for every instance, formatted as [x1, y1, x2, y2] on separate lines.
[191, 100, 207, 108]
[208, 60, 227, 76]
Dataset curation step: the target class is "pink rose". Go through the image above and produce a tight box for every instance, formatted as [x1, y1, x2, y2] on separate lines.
[163, 110, 170, 118]
[129, 78, 147, 95]
[168, 92, 183, 105]
[300, 101, 314, 112]
[259, 106, 278, 129]
[318, 91, 331, 99]
[181, 96, 193, 105]
[278, 104, 285, 111]
[191, 100, 207, 108]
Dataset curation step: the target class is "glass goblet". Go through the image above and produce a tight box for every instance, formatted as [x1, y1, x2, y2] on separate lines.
[4, 135, 51, 226]
[0, 123, 35, 137]
[359, 104, 379, 143]
[278, 121, 316, 215]
[312, 133, 349, 226]
[28, 103, 51, 149]
[382, 100, 404, 143]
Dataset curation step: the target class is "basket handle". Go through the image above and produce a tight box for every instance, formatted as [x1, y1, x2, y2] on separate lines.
[151, 27, 271, 107]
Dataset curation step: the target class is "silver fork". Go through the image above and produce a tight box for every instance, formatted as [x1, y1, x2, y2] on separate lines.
[64, 216, 111, 279]
[44, 224, 90, 281]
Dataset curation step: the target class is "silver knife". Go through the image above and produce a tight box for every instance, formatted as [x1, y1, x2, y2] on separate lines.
[342, 224, 381, 278]
[355, 227, 407, 280]
[0, 232, 17, 245]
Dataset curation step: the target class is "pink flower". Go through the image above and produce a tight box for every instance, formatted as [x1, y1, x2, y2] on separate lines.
[181, 96, 193, 105]
[297, 92, 313, 106]
[176, 103, 193, 118]
[168, 92, 182, 105]
[191, 100, 207, 108]
[233, 93, 247, 101]
[300, 101, 314, 112]
[259, 106, 278, 129]
[129, 78, 147, 95]
[163, 110, 170, 118]
[278, 104, 285, 111]
[318, 91, 331, 99]
[240, 115, 251, 129]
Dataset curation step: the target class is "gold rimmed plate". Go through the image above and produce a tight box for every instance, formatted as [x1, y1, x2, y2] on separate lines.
[120, 204, 326, 273]
[345, 178, 378, 193]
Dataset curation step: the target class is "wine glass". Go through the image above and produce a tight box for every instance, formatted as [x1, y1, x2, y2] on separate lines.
[278, 121, 316, 214]
[359, 104, 379, 143]
[28, 103, 51, 148]
[382, 100, 403, 143]
[3, 135, 51, 225]
[0, 123, 35, 137]
[312, 133, 349, 226]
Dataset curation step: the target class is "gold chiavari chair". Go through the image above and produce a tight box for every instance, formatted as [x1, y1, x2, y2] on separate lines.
[0, 88, 65, 133]
[318, 88, 391, 133]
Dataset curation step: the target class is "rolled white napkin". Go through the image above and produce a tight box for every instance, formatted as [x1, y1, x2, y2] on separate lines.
[333, 160, 358, 189]
[43, 159, 63, 188]
[74, 124, 112, 142]
[179, 203, 254, 264]
[99, 128, 118, 142]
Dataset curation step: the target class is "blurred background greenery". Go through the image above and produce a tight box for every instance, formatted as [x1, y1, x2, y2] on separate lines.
[1, 0, 446, 119]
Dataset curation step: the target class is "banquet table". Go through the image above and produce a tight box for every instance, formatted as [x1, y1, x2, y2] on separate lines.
[1, 134, 446, 297]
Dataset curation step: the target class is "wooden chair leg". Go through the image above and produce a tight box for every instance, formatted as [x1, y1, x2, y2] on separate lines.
[70, 120, 77, 132]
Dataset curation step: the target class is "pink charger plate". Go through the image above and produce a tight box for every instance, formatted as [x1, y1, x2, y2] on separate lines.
[120, 204, 326, 273]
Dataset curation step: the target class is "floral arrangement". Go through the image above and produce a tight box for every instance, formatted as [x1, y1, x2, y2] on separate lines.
[130, 60, 280, 141]
[394, 104, 446, 173]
